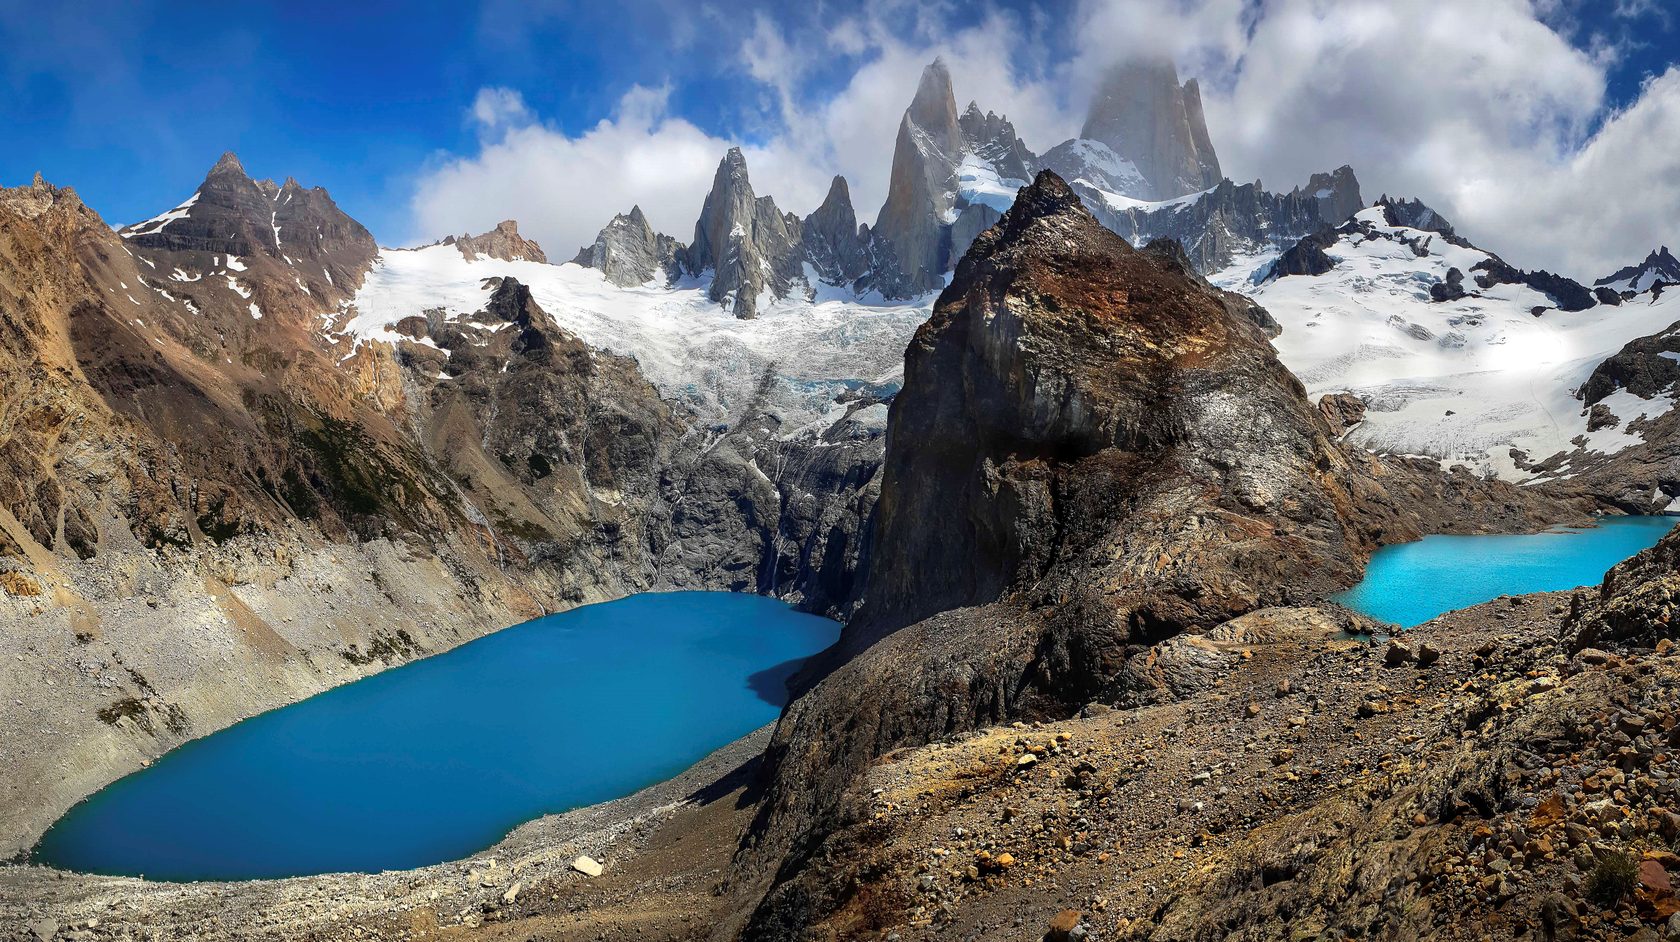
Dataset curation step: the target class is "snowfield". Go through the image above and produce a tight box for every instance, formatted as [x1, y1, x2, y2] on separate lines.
[1240, 208, 1680, 479]
[344, 244, 932, 432]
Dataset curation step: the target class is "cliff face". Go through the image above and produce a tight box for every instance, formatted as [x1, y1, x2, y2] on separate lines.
[1080, 59, 1222, 200]
[739, 172, 1579, 938]
[871, 59, 967, 296]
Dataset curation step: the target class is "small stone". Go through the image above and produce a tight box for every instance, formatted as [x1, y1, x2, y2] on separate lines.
[28, 920, 58, 942]
[1017, 753, 1039, 768]
[1415, 643, 1441, 667]
[571, 855, 604, 877]
[1246, 703, 1262, 717]
[1385, 640, 1414, 666]
[502, 881, 522, 905]
[1046, 910, 1082, 942]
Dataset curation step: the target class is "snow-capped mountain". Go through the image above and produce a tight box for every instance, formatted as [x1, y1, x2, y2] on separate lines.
[1243, 200, 1680, 490]
[1596, 246, 1680, 295]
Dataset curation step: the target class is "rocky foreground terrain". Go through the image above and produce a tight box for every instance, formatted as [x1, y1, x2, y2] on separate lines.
[9, 525, 1680, 941]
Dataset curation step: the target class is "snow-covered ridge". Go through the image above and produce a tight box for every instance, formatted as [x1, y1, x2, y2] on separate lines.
[343, 245, 931, 431]
[1242, 206, 1680, 478]
[121, 192, 198, 238]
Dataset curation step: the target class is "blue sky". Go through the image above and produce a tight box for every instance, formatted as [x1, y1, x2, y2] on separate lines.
[3, 1, 1678, 276]
[0, 0, 1070, 235]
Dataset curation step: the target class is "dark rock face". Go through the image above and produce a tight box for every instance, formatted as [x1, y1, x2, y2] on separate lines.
[1080, 59, 1222, 199]
[1470, 257, 1597, 312]
[1295, 166, 1364, 225]
[572, 205, 682, 287]
[1377, 196, 1470, 244]
[122, 152, 376, 298]
[448, 219, 548, 263]
[1430, 266, 1468, 302]
[681, 149, 804, 319]
[1270, 227, 1338, 278]
[740, 173, 1576, 938]
[1580, 320, 1680, 406]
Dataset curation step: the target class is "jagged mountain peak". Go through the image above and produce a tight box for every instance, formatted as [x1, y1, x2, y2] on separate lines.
[210, 151, 246, 176]
[908, 58, 959, 137]
[1596, 245, 1680, 293]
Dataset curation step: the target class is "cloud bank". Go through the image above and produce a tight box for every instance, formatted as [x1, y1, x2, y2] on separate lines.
[410, 0, 1680, 280]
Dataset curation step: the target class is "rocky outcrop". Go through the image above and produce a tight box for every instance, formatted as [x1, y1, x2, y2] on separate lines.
[448, 219, 548, 263]
[739, 172, 1579, 937]
[1580, 323, 1680, 407]
[1080, 58, 1222, 200]
[571, 206, 682, 287]
[681, 148, 804, 318]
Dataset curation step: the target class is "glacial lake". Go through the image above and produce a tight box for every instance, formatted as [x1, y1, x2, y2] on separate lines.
[33, 592, 839, 881]
[1334, 515, 1676, 627]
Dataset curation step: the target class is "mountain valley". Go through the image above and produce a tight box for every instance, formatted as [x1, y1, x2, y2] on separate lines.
[4, 41, 1680, 942]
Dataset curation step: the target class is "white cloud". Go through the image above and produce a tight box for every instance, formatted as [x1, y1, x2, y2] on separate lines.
[468, 87, 532, 134]
[408, 85, 739, 255]
[410, 0, 1680, 281]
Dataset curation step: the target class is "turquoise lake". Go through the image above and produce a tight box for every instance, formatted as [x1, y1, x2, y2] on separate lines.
[33, 592, 839, 881]
[1334, 516, 1676, 627]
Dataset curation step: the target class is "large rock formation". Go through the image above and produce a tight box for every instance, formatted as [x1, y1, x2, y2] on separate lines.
[681, 148, 804, 318]
[740, 172, 1576, 937]
[570, 205, 682, 287]
[1080, 58, 1222, 200]
[447, 219, 548, 263]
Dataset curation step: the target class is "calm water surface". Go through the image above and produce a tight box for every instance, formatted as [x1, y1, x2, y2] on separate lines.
[1334, 516, 1676, 627]
[34, 592, 838, 880]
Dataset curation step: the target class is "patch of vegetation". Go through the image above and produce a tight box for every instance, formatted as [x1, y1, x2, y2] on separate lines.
[96, 697, 149, 728]
[292, 416, 431, 530]
[1586, 850, 1639, 907]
